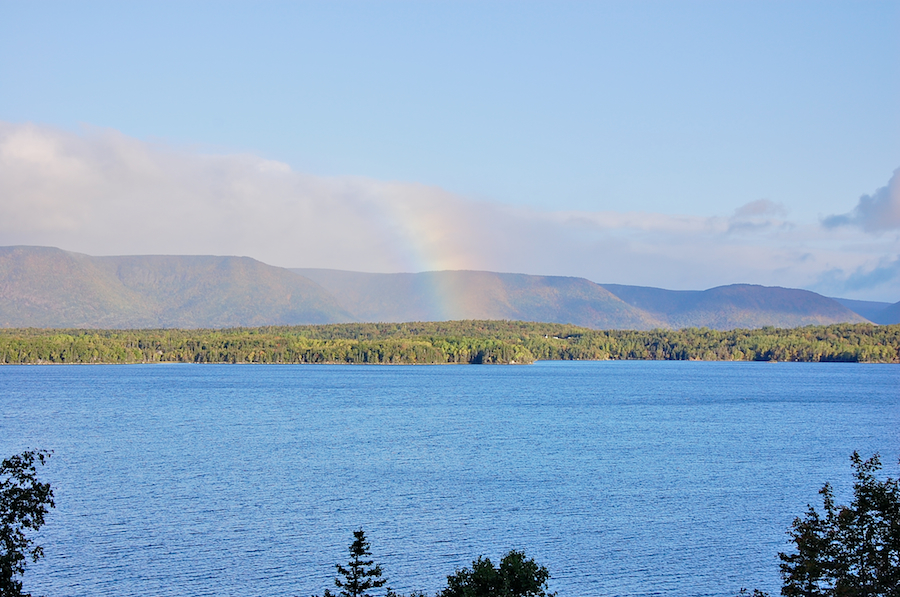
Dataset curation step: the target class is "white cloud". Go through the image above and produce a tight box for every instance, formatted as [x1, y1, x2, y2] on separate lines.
[1, 121, 898, 301]
[822, 168, 900, 232]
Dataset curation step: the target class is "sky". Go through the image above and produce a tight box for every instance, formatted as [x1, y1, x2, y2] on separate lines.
[1, 1, 898, 301]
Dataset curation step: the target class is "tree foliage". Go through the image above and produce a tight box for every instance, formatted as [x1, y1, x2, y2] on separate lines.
[0, 322, 897, 365]
[0, 450, 55, 597]
[313, 533, 555, 597]
[779, 452, 900, 597]
[438, 550, 556, 597]
[318, 529, 388, 597]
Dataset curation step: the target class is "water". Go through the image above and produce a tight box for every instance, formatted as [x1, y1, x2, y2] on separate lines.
[1, 361, 898, 597]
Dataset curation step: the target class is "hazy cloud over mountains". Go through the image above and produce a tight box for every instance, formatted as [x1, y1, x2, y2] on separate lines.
[823, 168, 900, 232]
[1, 121, 897, 301]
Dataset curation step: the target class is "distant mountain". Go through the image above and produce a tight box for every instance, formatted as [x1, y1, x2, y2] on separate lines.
[298, 269, 870, 330]
[833, 297, 900, 325]
[872, 301, 900, 325]
[0, 246, 154, 328]
[293, 268, 664, 330]
[0, 246, 886, 330]
[0, 246, 352, 328]
[600, 283, 868, 329]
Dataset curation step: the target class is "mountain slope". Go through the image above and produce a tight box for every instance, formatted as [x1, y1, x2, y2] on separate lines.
[0, 246, 353, 328]
[0, 246, 156, 327]
[872, 301, 900, 325]
[0, 246, 883, 330]
[293, 269, 665, 329]
[833, 297, 900, 325]
[601, 283, 869, 329]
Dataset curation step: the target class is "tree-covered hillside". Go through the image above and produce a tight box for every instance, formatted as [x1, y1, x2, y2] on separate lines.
[2, 247, 882, 330]
[0, 246, 353, 328]
[294, 268, 662, 329]
[1, 321, 897, 365]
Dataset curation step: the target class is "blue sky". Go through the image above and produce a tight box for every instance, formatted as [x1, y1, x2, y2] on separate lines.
[1, 1, 898, 300]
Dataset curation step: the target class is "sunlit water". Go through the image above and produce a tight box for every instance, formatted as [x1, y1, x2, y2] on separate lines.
[1, 361, 898, 597]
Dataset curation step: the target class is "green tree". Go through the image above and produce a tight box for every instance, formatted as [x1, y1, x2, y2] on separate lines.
[779, 452, 900, 597]
[1, 450, 55, 597]
[318, 529, 389, 597]
[439, 550, 556, 597]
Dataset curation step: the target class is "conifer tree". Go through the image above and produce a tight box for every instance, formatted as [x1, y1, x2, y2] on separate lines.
[319, 529, 388, 597]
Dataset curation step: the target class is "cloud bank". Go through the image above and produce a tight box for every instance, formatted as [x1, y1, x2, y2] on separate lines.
[1, 122, 897, 301]
[823, 168, 900, 232]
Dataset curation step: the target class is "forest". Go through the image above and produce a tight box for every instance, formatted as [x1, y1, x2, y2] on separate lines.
[0, 321, 898, 365]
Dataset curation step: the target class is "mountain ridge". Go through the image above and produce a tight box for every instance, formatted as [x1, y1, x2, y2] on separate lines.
[600, 283, 870, 329]
[0, 246, 893, 329]
[292, 268, 666, 330]
[832, 297, 898, 325]
[0, 246, 352, 328]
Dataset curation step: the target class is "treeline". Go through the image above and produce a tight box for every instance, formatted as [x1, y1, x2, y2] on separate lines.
[0, 321, 898, 365]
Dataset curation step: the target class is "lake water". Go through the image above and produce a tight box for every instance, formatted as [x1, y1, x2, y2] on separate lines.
[1, 361, 898, 597]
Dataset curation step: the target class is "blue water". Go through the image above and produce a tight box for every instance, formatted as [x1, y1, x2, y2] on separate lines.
[1, 361, 898, 597]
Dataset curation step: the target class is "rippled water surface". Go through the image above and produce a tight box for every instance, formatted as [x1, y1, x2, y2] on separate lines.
[2, 361, 898, 596]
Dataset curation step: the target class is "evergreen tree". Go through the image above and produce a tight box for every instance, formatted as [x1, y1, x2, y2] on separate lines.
[319, 529, 388, 597]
